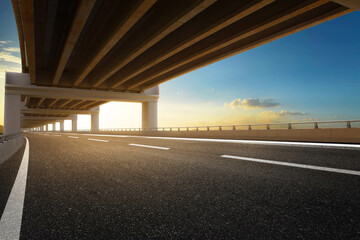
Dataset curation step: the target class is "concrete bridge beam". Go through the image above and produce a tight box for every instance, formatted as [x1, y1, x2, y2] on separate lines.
[332, 0, 360, 11]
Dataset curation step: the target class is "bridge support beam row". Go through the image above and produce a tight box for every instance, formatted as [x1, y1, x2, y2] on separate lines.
[4, 72, 159, 134]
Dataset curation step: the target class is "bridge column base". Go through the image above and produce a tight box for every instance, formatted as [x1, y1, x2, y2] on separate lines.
[142, 101, 158, 130]
[71, 115, 77, 132]
[91, 107, 99, 132]
[60, 120, 65, 132]
[4, 93, 21, 136]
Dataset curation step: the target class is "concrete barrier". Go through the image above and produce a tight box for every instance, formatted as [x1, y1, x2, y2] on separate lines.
[0, 137, 24, 165]
[79, 128, 360, 144]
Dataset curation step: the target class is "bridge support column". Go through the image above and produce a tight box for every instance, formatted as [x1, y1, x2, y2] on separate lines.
[71, 115, 77, 132]
[142, 101, 158, 130]
[4, 93, 21, 136]
[60, 120, 65, 132]
[91, 113, 99, 132]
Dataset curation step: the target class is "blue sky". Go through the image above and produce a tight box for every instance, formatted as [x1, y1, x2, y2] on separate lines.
[1, 1, 359, 128]
[159, 10, 360, 126]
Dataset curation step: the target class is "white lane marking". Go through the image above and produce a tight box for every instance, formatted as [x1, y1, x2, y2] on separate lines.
[88, 138, 109, 143]
[220, 155, 360, 176]
[68, 136, 79, 139]
[0, 138, 30, 240]
[77, 134, 360, 150]
[129, 143, 169, 150]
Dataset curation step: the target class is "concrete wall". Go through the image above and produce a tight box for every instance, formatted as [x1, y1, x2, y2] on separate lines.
[0, 137, 24, 165]
[84, 128, 360, 143]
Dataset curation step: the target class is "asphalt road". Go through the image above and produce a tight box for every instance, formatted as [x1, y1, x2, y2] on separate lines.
[1, 132, 360, 239]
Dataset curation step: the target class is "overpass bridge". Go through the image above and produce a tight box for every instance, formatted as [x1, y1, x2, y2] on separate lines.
[3, 0, 359, 136]
[1, 1, 360, 239]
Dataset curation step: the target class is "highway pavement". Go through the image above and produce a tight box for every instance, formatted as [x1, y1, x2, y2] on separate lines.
[1, 132, 360, 239]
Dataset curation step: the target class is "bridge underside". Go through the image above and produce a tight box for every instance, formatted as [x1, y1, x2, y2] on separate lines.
[5, 0, 357, 131]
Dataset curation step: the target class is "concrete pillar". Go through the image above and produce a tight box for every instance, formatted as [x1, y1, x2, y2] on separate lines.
[71, 115, 77, 132]
[44, 124, 48, 131]
[4, 94, 21, 136]
[142, 101, 158, 130]
[60, 120, 65, 132]
[91, 113, 99, 131]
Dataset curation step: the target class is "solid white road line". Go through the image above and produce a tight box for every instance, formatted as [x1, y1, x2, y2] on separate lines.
[129, 143, 170, 150]
[220, 155, 360, 176]
[74, 134, 360, 150]
[0, 138, 30, 240]
[88, 138, 109, 142]
[68, 136, 79, 139]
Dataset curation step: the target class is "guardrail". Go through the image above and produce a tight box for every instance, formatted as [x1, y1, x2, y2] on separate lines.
[76, 120, 360, 132]
[0, 133, 23, 143]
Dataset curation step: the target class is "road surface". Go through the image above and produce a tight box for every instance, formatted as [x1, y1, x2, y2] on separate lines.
[1, 132, 360, 239]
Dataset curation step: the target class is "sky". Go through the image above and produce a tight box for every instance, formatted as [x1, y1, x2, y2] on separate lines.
[1, 1, 360, 130]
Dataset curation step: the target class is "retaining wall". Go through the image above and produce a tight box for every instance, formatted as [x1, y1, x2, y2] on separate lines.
[0, 137, 24, 165]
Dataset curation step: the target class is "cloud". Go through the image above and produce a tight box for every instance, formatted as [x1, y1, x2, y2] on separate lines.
[278, 110, 309, 116]
[224, 98, 280, 109]
[0, 51, 21, 64]
[0, 64, 21, 73]
[0, 40, 12, 45]
[3, 47, 20, 52]
[259, 110, 309, 122]
[0, 64, 22, 85]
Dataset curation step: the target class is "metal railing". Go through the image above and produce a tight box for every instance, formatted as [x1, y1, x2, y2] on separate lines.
[76, 120, 360, 133]
[0, 133, 23, 143]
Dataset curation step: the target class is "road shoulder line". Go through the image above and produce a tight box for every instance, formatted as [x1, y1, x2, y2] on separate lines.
[0, 137, 30, 240]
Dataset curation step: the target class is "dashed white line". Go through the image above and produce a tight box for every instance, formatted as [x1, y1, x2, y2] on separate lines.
[68, 136, 79, 139]
[88, 138, 109, 142]
[0, 138, 30, 239]
[74, 134, 360, 150]
[220, 155, 360, 176]
[129, 143, 169, 150]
